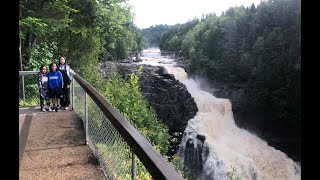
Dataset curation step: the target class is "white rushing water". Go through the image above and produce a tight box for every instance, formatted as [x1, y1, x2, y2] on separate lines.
[138, 49, 301, 180]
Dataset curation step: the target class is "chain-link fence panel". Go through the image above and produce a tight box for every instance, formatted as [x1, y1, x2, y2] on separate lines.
[73, 79, 86, 124]
[87, 97, 133, 179]
[73, 81, 153, 179]
[19, 72, 40, 106]
[19, 71, 183, 179]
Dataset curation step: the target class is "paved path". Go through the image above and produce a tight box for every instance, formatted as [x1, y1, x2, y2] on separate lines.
[19, 107, 107, 180]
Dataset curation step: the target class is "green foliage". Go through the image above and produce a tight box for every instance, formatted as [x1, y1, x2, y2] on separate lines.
[141, 24, 172, 47]
[97, 143, 152, 180]
[19, 98, 39, 107]
[158, 0, 301, 136]
[19, 17, 48, 38]
[159, 18, 199, 52]
[19, 74, 40, 106]
[19, 0, 177, 178]
[101, 65, 170, 155]
[24, 43, 54, 71]
[116, 38, 129, 60]
[20, 0, 144, 71]
[171, 155, 192, 180]
[91, 65, 177, 178]
[247, 25, 300, 120]
[226, 165, 241, 180]
[168, 35, 181, 52]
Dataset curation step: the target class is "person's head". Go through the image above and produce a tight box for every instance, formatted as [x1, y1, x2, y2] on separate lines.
[39, 65, 47, 74]
[49, 62, 58, 72]
[59, 56, 66, 65]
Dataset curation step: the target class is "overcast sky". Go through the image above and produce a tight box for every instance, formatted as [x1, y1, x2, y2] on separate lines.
[128, 0, 262, 29]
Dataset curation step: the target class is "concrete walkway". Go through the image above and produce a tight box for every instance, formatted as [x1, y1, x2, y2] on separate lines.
[19, 107, 107, 180]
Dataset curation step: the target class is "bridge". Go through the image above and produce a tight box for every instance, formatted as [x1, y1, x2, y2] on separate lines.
[19, 71, 184, 180]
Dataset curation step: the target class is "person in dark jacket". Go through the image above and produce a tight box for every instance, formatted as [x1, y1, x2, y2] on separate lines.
[58, 56, 73, 110]
[47, 62, 63, 112]
[38, 65, 51, 112]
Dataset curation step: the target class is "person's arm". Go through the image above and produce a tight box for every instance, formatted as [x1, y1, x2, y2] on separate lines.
[38, 73, 42, 93]
[66, 65, 72, 88]
[66, 65, 73, 77]
[47, 73, 52, 90]
[59, 71, 64, 88]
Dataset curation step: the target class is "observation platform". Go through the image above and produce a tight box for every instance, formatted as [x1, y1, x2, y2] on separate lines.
[19, 106, 107, 180]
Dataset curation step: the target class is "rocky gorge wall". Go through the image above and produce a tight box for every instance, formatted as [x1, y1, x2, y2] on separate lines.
[100, 59, 300, 164]
[100, 62, 198, 156]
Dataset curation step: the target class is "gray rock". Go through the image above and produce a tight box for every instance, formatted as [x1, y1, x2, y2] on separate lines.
[100, 61, 198, 155]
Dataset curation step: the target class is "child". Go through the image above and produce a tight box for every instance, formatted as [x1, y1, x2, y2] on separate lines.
[38, 65, 52, 112]
[58, 56, 73, 110]
[47, 62, 64, 112]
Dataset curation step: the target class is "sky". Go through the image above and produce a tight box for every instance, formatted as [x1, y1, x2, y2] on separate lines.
[127, 0, 262, 29]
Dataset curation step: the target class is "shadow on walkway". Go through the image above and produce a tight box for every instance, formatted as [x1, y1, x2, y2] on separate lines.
[19, 107, 107, 180]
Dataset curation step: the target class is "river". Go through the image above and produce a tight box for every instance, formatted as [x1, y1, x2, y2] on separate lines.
[138, 48, 301, 180]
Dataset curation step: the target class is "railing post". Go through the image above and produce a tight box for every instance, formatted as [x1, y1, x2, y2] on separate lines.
[131, 149, 136, 180]
[22, 74, 26, 104]
[71, 77, 74, 110]
[85, 92, 88, 144]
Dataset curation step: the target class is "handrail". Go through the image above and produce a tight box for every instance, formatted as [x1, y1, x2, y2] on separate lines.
[19, 71, 38, 75]
[73, 73, 184, 180]
[19, 70, 184, 179]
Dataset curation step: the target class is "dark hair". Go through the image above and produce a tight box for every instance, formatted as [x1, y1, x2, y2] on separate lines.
[58, 55, 67, 66]
[39, 65, 46, 71]
[49, 62, 58, 72]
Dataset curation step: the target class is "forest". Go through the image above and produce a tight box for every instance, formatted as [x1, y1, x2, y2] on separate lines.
[19, 0, 301, 177]
[19, 0, 178, 178]
[19, 0, 146, 74]
[142, 0, 301, 161]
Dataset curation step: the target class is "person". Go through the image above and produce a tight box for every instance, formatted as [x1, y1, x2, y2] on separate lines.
[47, 62, 64, 112]
[58, 55, 73, 110]
[38, 65, 52, 112]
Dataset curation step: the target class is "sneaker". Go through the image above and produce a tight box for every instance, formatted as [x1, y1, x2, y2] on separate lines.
[47, 107, 52, 112]
[62, 107, 67, 110]
[56, 106, 60, 112]
[41, 108, 46, 112]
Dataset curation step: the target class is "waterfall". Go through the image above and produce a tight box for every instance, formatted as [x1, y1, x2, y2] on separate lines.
[138, 49, 301, 180]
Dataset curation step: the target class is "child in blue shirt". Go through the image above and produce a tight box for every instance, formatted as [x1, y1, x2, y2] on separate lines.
[47, 62, 64, 112]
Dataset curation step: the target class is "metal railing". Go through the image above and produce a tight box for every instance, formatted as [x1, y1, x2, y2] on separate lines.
[19, 70, 184, 180]
[19, 71, 40, 106]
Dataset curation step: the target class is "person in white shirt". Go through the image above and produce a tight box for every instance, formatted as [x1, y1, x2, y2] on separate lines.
[58, 55, 73, 110]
